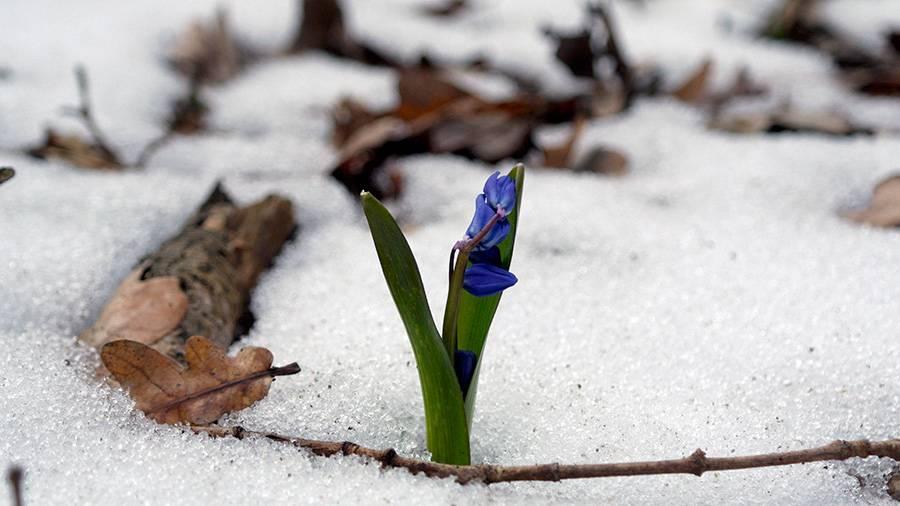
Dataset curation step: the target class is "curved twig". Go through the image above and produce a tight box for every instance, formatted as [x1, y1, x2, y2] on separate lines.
[6, 466, 23, 506]
[191, 425, 900, 486]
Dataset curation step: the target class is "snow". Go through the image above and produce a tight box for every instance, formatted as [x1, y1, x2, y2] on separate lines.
[2, 0, 900, 504]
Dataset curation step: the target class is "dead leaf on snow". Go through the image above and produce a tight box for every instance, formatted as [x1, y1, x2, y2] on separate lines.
[541, 118, 628, 175]
[845, 67, 900, 97]
[328, 57, 640, 198]
[27, 129, 123, 170]
[102, 335, 300, 425]
[420, 0, 468, 18]
[761, 0, 816, 41]
[79, 267, 189, 349]
[844, 175, 900, 228]
[331, 116, 424, 198]
[395, 68, 474, 121]
[0, 167, 14, 186]
[707, 67, 768, 114]
[430, 111, 534, 162]
[710, 108, 872, 136]
[573, 146, 629, 176]
[331, 98, 381, 148]
[542, 117, 586, 169]
[169, 10, 243, 84]
[337, 116, 415, 162]
[673, 58, 713, 104]
[545, 27, 596, 79]
[889, 31, 900, 54]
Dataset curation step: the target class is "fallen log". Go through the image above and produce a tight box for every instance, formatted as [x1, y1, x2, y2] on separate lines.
[80, 183, 296, 363]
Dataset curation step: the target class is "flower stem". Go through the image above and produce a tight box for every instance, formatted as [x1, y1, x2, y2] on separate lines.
[441, 211, 505, 359]
[442, 250, 470, 358]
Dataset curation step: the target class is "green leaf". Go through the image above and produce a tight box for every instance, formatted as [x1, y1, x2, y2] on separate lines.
[457, 164, 525, 424]
[361, 192, 471, 465]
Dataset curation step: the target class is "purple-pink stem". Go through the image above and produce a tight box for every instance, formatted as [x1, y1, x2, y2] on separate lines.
[442, 208, 506, 359]
[456, 210, 506, 254]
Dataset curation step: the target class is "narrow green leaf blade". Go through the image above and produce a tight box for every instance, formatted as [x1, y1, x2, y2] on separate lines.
[361, 192, 471, 465]
[457, 164, 525, 422]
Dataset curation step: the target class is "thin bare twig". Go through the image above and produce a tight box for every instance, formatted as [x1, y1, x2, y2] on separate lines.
[66, 66, 123, 166]
[191, 425, 900, 486]
[6, 466, 23, 506]
[134, 75, 209, 168]
[133, 132, 174, 168]
[58, 66, 206, 170]
[590, 3, 634, 107]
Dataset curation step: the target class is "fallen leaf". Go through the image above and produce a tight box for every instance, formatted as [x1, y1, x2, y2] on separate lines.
[395, 68, 473, 121]
[27, 129, 123, 170]
[772, 110, 860, 135]
[331, 117, 426, 199]
[710, 108, 872, 136]
[889, 472, 900, 501]
[587, 86, 627, 118]
[709, 112, 771, 134]
[762, 0, 882, 70]
[0, 167, 14, 186]
[79, 267, 189, 349]
[168, 10, 243, 84]
[889, 31, 900, 54]
[844, 175, 900, 228]
[420, 0, 467, 17]
[544, 3, 636, 88]
[322, 20, 642, 199]
[331, 98, 381, 148]
[708, 67, 768, 113]
[573, 146, 628, 176]
[337, 117, 414, 162]
[430, 112, 534, 162]
[762, 0, 815, 41]
[846, 67, 900, 97]
[545, 27, 596, 79]
[673, 58, 713, 104]
[102, 335, 300, 424]
[542, 117, 586, 168]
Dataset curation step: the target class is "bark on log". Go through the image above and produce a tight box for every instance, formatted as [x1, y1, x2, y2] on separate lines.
[80, 183, 295, 363]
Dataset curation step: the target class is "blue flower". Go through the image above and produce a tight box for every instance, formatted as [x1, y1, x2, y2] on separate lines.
[468, 245, 501, 266]
[483, 171, 516, 214]
[465, 195, 509, 251]
[460, 172, 518, 296]
[454, 350, 477, 396]
[463, 262, 518, 297]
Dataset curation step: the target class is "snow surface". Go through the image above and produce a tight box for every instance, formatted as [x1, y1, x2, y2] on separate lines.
[2, 0, 900, 504]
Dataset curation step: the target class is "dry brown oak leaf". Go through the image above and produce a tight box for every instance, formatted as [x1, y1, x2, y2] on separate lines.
[672, 58, 712, 104]
[102, 335, 300, 425]
[845, 175, 900, 228]
[80, 267, 188, 348]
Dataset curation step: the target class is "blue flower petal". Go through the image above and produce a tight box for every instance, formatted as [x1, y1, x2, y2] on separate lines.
[463, 263, 518, 297]
[469, 245, 502, 266]
[483, 171, 516, 214]
[475, 218, 509, 251]
[465, 195, 509, 251]
[465, 195, 494, 238]
[454, 350, 477, 397]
